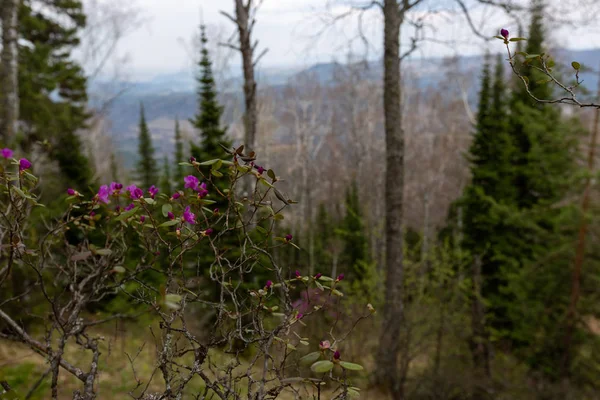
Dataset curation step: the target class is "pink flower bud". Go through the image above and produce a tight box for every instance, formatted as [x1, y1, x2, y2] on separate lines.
[265, 280, 273, 289]
[500, 28, 509, 39]
[336, 273, 344, 282]
[319, 340, 331, 350]
[67, 188, 76, 196]
[333, 350, 341, 360]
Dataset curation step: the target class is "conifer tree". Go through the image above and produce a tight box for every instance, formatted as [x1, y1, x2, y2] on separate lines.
[190, 25, 232, 165]
[174, 119, 184, 184]
[339, 181, 370, 280]
[18, 0, 92, 189]
[136, 103, 158, 188]
[160, 156, 172, 195]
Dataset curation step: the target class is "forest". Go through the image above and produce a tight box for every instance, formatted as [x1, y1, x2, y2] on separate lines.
[1, 0, 600, 399]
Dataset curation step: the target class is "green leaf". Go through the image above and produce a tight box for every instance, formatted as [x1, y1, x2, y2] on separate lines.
[199, 159, 221, 166]
[113, 266, 126, 273]
[267, 169, 276, 180]
[339, 361, 364, 371]
[287, 343, 297, 351]
[144, 197, 155, 205]
[211, 170, 223, 178]
[299, 352, 321, 366]
[310, 360, 334, 373]
[115, 207, 139, 221]
[493, 35, 505, 40]
[525, 54, 540, 59]
[162, 203, 173, 217]
[165, 294, 182, 303]
[178, 162, 193, 166]
[572, 61, 581, 70]
[11, 186, 33, 200]
[509, 37, 527, 42]
[347, 388, 361, 398]
[95, 248, 112, 256]
[159, 219, 180, 227]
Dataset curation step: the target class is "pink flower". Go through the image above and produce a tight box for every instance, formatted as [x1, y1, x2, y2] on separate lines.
[189, 156, 196, 163]
[182, 206, 196, 224]
[126, 184, 143, 199]
[255, 165, 265, 174]
[333, 350, 341, 360]
[167, 211, 175, 220]
[296, 313, 303, 320]
[295, 270, 301, 279]
[184, 175, 199, 190]
[319, 340, 331, 350]
[203, 228, 213, 236]
[265, 280, 273, 289]
[1, 148, 13, 159]
[336, 273, 344, 282]
[500, 28, 509, 39]
[110, 182, 122, 194]
[140, 215, 146, 223]
[67, 188, 76, 196]
[148, 185, 159, 199]
[19, 158, 31, 171]
[125, 203, 135, 211]
[171, 192, 181, 200]
[197, 182, 208, 198]
[285, 234, 292, 242]
[314, 273, 322, 279]
[97, 185, 110, 204]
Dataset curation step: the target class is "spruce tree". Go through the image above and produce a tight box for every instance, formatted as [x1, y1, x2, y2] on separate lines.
[189, 25, 232, 165]
[18, 0, 92, 189]
[338, 181, 370, 280]
[174, 119, 184, 185]
[136, 103, 158, 188]
[160, 156, 172, 194]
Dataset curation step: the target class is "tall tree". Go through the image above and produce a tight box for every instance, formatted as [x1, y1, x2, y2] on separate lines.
[18, 0, 92, 188]
[190, 25, 231, 164]
[160, 156, 172, 195]
[221, 0, 266, 154]
[0, 0, 19, 143]
[136, 103, 158, 188]
[374, 1, 421, 396]
[174, 119, 184, 184]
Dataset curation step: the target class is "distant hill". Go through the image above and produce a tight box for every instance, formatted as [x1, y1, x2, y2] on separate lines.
[91, 48, 600, 169]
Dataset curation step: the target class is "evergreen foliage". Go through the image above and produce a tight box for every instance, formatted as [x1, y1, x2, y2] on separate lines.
[18, 0, 92, 188]
[174, 119, 184, 184]
[136, 103, 158, 188]
[189, 25, 232, 166]
[338, 181, 370, 280]
[160, 156, 172, 195]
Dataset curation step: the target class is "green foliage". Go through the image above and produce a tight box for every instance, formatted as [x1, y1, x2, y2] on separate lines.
[17, 0, 92, 189]
[338, 181, 370, 280]
[174, 119, 185, 184]
[135, 103, 158, 188]
[189, 25, 232, 166]
[160, 156, 172, 194]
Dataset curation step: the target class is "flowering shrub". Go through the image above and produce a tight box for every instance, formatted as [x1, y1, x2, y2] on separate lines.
[0, 145, 373, 399]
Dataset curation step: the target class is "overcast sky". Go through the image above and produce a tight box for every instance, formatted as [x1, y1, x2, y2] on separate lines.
[86, 0, 600, 81]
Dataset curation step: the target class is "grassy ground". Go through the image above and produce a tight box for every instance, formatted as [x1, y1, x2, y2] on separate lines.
[0, 323, 380, 399]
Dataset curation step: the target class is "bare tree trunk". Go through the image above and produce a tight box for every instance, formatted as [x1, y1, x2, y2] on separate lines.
[374, 1, 405, 397]
[234, 0, 258, 152]
[562, 67, 600, 374]
[0, 0, 19, 143]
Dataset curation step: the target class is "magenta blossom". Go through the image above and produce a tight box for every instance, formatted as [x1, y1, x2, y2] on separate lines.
[148, 185, 159, 198]
[182, 206, 196, 224]
[115, 206, 121, 212]
[500, 28, 509, 39]
[333, 350, 341, 360]
[167, 211, 175, 220]
[203, 228, 213, 236]
[265, 280, 273, 289]
[184, 175, 199, 191]
[285, 234, 293, 242]
[110, 182, 123, 194]
[296, 313, 304, 320]
[89, 211, 96, 217]
[19, 158, 31, 171]
[213, 208, 219, 214]
[1, 148, 13, 159]
[295, 270, 301, 279]
[255, 165, 265, 174]
[125, 203, 135, 211]
[314, 273, 322, 279]
[97, 185, 110, 204]
[126, 184, 143, 199]
[336, 273, 344, 282]
[196, 182, 208, 198]
[140, 215, 146, 223]
[171, 192, 181, 200]
[67, 188, 76, 196]
[189, 156, 196, 163]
